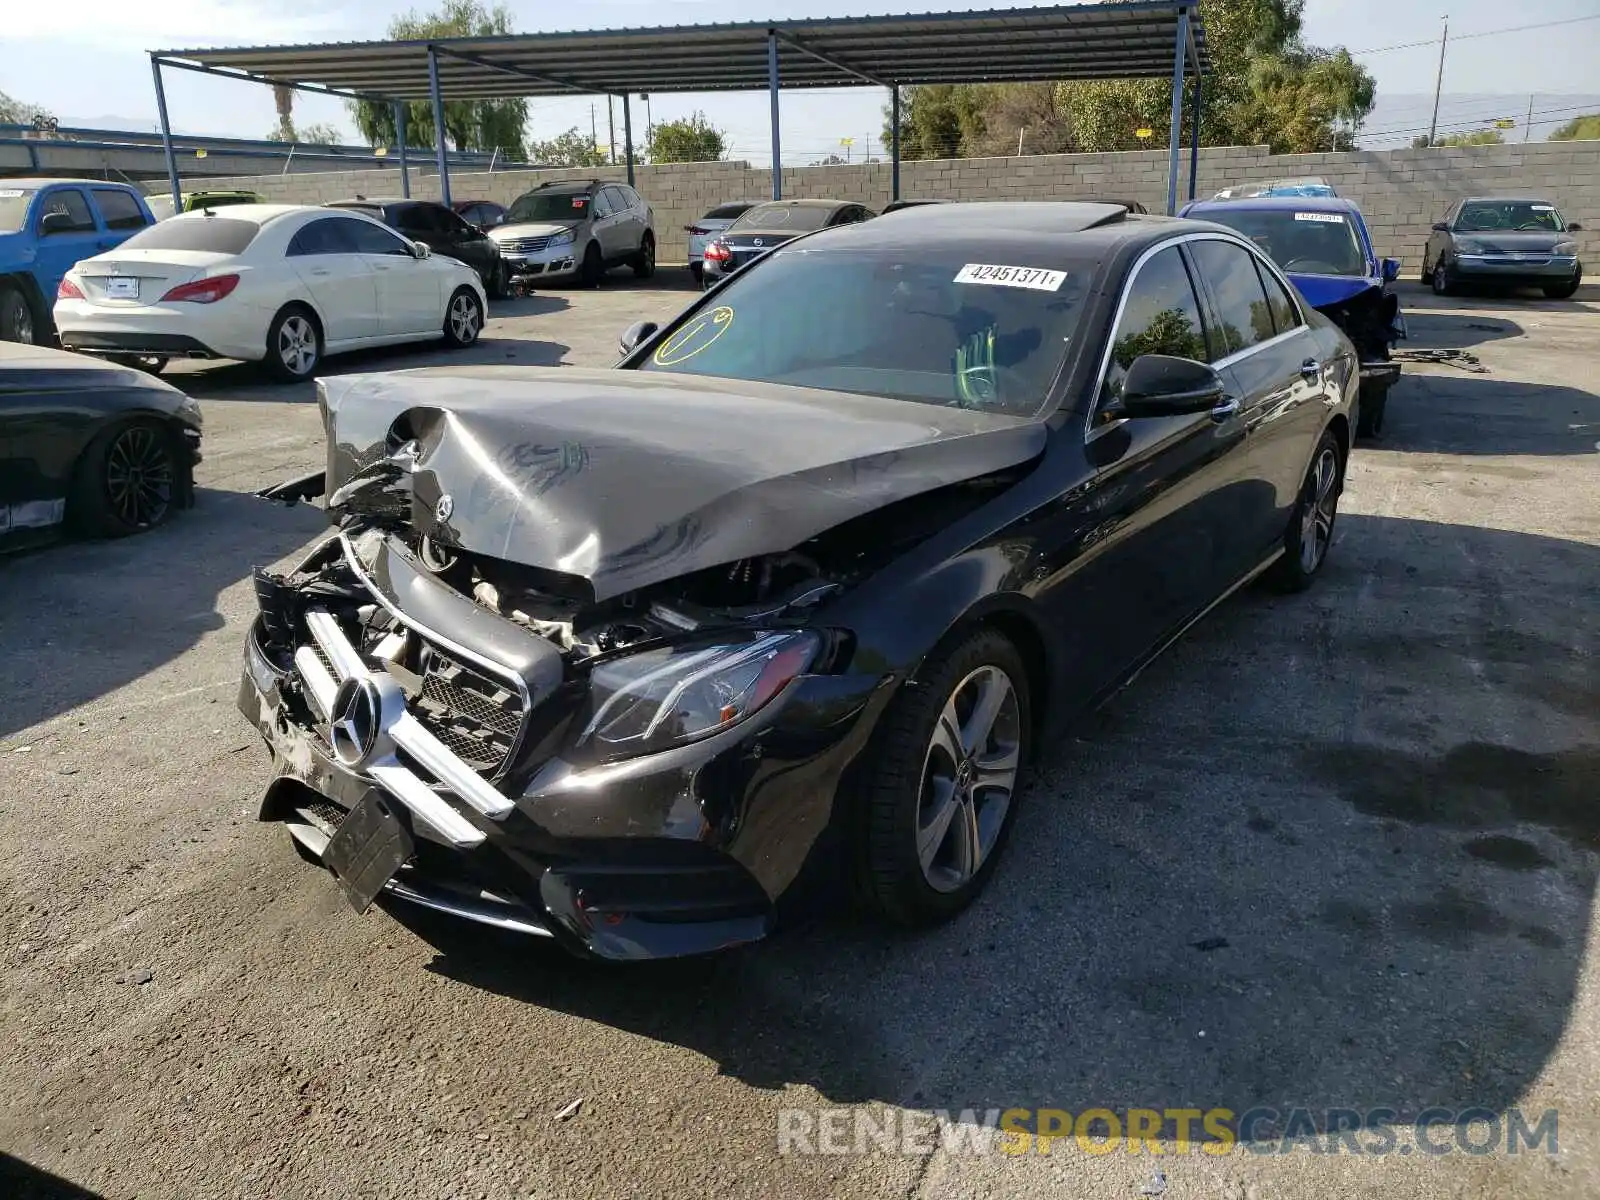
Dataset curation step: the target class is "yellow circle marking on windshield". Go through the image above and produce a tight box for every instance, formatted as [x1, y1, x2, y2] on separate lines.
[653, 305, 734, 366]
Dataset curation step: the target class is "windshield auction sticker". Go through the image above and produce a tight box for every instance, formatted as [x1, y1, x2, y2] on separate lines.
[954, 264, 1067, 291]
[652, 305, 734, 366]
[1294, 212, 1345, 223]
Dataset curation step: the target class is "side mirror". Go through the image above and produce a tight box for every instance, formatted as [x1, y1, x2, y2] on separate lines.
[1567, 221, 1583, 231]
[1381, 258, 1402, 282]
[1117, 355, 1227, 419]
[412, 240, 432, 259]
[40, 211, 75, 235]
[619, 320, 658, 355]
[1431, 221, 1450, 233]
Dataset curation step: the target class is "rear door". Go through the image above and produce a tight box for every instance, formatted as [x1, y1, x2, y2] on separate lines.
[597, 186, 635, 260]
[338, 216, 440, 335]
[1049, 240, 1250, 694]
[32, 186, 108, 300]
[1187, 235, 1328, 564]
[285, 216, 379, 342]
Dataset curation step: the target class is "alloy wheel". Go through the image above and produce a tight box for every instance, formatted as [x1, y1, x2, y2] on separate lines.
[915, 665, 1022, 893]
[104, 425, 173, 528]
[1433, 264, 1449, 295]
[1299, 445, 1340, 574]
[4, 294, 35, 344]
[449, 292, 481, 343]
[278, 315, 317, 375]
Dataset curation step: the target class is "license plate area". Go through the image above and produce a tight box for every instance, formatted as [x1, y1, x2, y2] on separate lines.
[323, 788, 415, 913]
[105, 276, 139, 300]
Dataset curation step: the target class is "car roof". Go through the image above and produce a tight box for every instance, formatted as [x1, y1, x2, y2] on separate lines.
[747, 198, 853, 210]
[792, 200, 1186, 257]
[1185, 195, 1363, 216]
[534, 179, 601, 193]
[165, 203, 328, 223]
[1459, 195, 1559, 205]
[2, 177, 140, 190]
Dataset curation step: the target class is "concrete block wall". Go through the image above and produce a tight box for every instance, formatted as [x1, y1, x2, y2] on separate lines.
[163, 140, 1600, 271]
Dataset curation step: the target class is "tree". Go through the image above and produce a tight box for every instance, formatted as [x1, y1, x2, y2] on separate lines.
[297, 123, 345, 145]
[1413, 129, 1503, 148]
[884, 0, 1375, 159]
[527, 127, 607, 167]
[272, 84, 295, 142]
[646, 113, 726, 163]
[347, 0, 528, 157]
[0, 90, 55, 128]
[1549, 113, 1600, 141]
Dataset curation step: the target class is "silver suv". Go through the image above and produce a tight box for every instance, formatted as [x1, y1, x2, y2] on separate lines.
[489, 180, 655, 287]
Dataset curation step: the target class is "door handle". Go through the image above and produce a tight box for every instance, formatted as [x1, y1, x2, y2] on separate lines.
[310, 268, 330, 276]
[1300, 357, 1322, 382]
[1209, 395, 1241, 423]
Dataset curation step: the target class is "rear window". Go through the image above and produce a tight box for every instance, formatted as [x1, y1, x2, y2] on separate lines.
[705, 203, 753, 221]
[635, 246, 1088, 415]
[117, 217, 260, 255]
[730, 203, 834, 232]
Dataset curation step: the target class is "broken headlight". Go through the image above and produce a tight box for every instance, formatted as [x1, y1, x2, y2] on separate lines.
[578, 631, 819, 759]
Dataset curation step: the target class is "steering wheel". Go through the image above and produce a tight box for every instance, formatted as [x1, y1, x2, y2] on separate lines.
[1514, 221, 1547, 231]
[1281, 258, 1342, 275]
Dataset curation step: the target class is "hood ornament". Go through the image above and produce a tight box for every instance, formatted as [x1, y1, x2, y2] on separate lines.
[435, 494, 454, 522]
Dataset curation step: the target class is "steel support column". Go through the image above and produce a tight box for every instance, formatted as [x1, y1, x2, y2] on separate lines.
[1188, 71, 1202, 202]
[149, 56, 182, 214]
[1165, 5, 1191, 216]
[395, 102, 411, 198]
[427, 45, 451, 209]
[890, 84, 901, 201]
[768, 31, 782, 200]
[622, 94, 635, 187]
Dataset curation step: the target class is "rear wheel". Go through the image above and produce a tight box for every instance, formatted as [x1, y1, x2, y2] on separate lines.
[0, 283, 38, 344]
[1267, 430, 1344, 593]
[689, 261, 703, 284]
[853, 628, 1030, 927]
[264, 304, 321, 382]
[442, 287, 483, 348]
[71, 418, 179, 537]
[632, 233, 656, 279]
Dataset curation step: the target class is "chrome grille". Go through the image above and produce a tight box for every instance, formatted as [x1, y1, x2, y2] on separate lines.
[411, 648, 525, 777]
[499, 235, 551, 254]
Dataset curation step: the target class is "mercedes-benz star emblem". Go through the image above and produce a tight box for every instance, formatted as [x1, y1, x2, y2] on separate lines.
[435, 494, 454, 522]
[328, 676, 383, 768]
[752, 238, 764, 247]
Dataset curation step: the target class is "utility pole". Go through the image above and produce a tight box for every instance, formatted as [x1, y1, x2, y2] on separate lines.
[1018, 126, 1026, 155]
[1427, 16, 1449, 146]
[607, 96, 616, 165]
[590, 103, 597, 157]
[1524, 93, 1534, 142]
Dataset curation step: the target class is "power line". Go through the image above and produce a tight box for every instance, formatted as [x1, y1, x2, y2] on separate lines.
[1349, 13, 1600, 56]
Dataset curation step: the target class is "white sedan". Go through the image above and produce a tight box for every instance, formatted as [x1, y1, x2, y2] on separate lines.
[54, 204, 487, 381]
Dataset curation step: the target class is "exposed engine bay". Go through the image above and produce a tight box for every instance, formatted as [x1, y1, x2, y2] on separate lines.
[1314, 284, 1404, 363]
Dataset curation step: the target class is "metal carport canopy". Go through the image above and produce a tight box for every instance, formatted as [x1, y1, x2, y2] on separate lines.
[151, 2, 1209, 209]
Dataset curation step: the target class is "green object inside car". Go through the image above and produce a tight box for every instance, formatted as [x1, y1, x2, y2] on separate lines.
[955, 325, 998, 406]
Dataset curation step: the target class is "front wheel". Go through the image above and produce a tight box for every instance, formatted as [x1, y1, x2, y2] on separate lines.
[1431, 262, 1454, 296]
[853, 628, 1031, 927]
[632, 233, 656, 279]
[1356, 384, 1388, 439]
[1543, 271, 1581, 300]
[1267, 430, 1344, 593]
[71, 418, 180, 537]
[486, 259, 510, 300]
[579, 243, 604, 288]
[442, 287, 483, 348]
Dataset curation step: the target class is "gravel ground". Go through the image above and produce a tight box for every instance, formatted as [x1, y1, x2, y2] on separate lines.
[1, 273, 1597, 1200]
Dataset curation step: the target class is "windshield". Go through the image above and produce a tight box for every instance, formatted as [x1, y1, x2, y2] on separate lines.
[1196, 208, 1367, 277]
[0, 187, 37, 233]
[1455, 201, 1565, 232]
[117, 217, 260, 255]
[730, 203, 834, 232]
[635, 247, 1086, 415]
[505, 191, 591, 223]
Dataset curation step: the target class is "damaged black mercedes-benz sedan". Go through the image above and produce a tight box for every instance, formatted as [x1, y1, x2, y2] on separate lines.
[242, 202, 1357, 960]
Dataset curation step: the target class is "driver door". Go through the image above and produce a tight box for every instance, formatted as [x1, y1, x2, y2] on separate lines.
[338, 216, 441, 335]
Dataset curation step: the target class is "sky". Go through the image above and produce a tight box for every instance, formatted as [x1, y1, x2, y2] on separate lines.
[6, 0, 1600, 162]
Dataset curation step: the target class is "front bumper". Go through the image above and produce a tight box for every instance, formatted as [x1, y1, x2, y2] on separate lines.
[239, 534, 886, 960]
[1450, 253, 1579, 282]
[492, 239, 580, 282]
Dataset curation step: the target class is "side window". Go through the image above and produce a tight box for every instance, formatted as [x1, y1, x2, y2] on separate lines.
[440, 207, 475, 237]
[287, 218, 355, 257]
[1100, 244, 1208, 417]
[1188, 239, 1276, 361]
[589, 189, 612, 218]
[621, 186, 643, 210]
[38, 188, 96, 234]
[392, 206, 433, 234]
[603, 186, 631, 214]
[92, 189, 150, 231]
[459, 204, 483, 226]
[1255, 258, 1302, 336]
[339, 216, 414, 256]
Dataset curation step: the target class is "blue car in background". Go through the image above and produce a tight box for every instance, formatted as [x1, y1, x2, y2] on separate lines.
[1182, 194, 1403, 437]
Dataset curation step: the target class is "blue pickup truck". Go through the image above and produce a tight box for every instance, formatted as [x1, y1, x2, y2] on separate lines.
[0, 178, 157, 345]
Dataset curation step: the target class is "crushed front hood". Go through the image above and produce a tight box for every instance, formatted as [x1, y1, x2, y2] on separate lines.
[318, 367, 1046, 600]
[1289, 273, 1381, 311]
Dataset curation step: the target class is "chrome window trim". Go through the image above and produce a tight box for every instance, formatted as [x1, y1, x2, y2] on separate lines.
[1085, 231, 1308, 443]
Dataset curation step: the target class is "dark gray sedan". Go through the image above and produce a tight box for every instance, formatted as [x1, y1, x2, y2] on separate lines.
[1422, 197, 1583, 298]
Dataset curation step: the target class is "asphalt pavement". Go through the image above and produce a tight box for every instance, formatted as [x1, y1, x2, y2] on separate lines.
[1, 273, 1597, 1200]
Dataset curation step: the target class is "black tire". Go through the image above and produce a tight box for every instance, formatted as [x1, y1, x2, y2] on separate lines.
[70, 418, 180, 537]
[579, 243, 604, 288]
[1418, 255, 1431, 285]
[1356, 383, 1388, 439]
[264, 304, 322, 382]
[1543, 271, 1581, 300]
[486, 259, 510, 300]
[0, 282, 39, 345]
[441, 287, 483, 348]
[108, 354, 168, 376]
[632, 232, 656, 279]
[853, 628, 1031, 928]
[689, 261, 703, 284]
[1266, 429, 1344, 593]
[1431, 261, 1454, 296]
